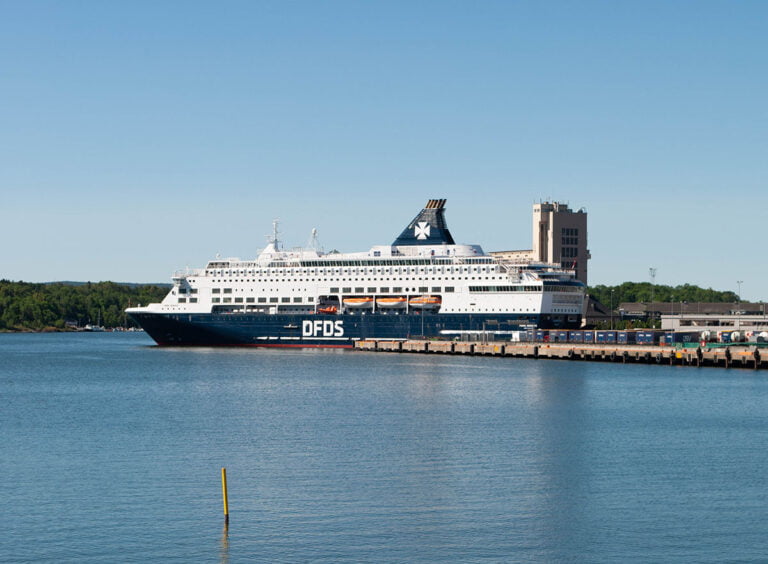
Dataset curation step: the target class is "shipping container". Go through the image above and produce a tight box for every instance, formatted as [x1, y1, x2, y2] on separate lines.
[583, 331, 595, 343]
[535, 330, 549, 342]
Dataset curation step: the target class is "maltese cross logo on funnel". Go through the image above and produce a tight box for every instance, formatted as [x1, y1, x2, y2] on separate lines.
[414, 222, 431, 240]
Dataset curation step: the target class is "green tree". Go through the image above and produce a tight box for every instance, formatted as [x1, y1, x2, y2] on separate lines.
[0, 281, 168, 332]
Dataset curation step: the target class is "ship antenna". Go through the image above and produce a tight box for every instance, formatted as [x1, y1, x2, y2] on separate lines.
[307, 228, 322, 252]
[267, 218, 281, 251]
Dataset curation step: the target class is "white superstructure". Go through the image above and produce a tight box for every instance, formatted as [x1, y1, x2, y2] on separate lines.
[128, 199, 584, 327]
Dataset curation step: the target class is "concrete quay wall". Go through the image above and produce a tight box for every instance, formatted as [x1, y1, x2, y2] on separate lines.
[354, 340, 767, 370]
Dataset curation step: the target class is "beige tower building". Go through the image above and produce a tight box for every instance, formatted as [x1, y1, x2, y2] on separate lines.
[491, 201, 590, 285]
[532, 202, 590, 285]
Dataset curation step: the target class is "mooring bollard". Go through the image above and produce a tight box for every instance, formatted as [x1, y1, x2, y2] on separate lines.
[221, 467, 229, 526]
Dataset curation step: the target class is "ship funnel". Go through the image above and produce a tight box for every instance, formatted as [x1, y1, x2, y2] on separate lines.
[392, 199, 455, 246]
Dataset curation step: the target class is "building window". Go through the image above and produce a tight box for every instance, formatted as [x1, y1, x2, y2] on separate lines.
[212, 298, 220, 303]
[189, 298, 198, 303]
[235, 298, 243, 303]
[281, 297, 290, 303]
[178, 298, 186, 303]
[269, 297, 278, 303]
[212, 288, 221, 294]
[561, 227, 579, 245]
[258, 297, 267, 303]
[293, 297, 302, 303]
[246, 298, 255, 303]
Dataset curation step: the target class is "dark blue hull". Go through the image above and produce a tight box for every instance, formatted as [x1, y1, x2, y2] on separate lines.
[128, 311, 581, 347]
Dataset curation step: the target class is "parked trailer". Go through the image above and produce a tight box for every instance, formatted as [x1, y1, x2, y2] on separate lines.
[617, 331, 637, 344]
[523, 329, 537, 343]
[636, 331, 662, 345]
[551, 330, 569, 343]
[662, 331, 700, 345]
[569, 330, 585, 343]
[596, 331, 617, 344]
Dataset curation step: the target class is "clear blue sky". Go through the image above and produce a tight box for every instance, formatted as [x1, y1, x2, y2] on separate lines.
[2, 1, 766, 300]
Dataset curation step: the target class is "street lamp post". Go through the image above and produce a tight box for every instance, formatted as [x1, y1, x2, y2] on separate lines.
[610, 289, 614, 330]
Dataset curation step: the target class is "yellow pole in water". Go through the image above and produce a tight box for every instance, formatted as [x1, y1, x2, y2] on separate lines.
[221, 467, 230, 526]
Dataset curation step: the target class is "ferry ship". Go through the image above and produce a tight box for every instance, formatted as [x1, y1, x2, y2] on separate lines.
[126, 199, 585, 347]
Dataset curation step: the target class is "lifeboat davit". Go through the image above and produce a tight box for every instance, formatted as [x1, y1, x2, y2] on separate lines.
[343, 297, 374, 308]
[376, 296, 407, 309]
[317, 306, 338, 314]
[409, 295, 442, 309]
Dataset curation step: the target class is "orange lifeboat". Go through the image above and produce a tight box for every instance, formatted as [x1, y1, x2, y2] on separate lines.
[409, 295, 442, 309]
[317, 306, 338, 314]
[343, 297, 374, 309]
[376, 296, 407, 309]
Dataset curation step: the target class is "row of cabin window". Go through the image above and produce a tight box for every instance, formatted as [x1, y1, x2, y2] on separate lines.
[208, 286, 456, 295]
[329, 286, 455, 294]
[208, 297, 316, 304]
[208, 266, 499, 277]
[295, 258, 495, 267]
[206, 258, 496, 271]
[209, 276, 501, 285]
[468, 285, 582, 293]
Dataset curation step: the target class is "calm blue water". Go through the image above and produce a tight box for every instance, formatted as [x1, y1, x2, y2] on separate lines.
[2, 333, 768, 562]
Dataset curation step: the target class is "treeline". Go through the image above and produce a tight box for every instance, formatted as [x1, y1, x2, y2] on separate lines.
[588, 282, 740, 307]
[0, 280, 168, 331]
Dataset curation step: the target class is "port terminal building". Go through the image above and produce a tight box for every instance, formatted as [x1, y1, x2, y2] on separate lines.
[619, 302, 768, 334]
